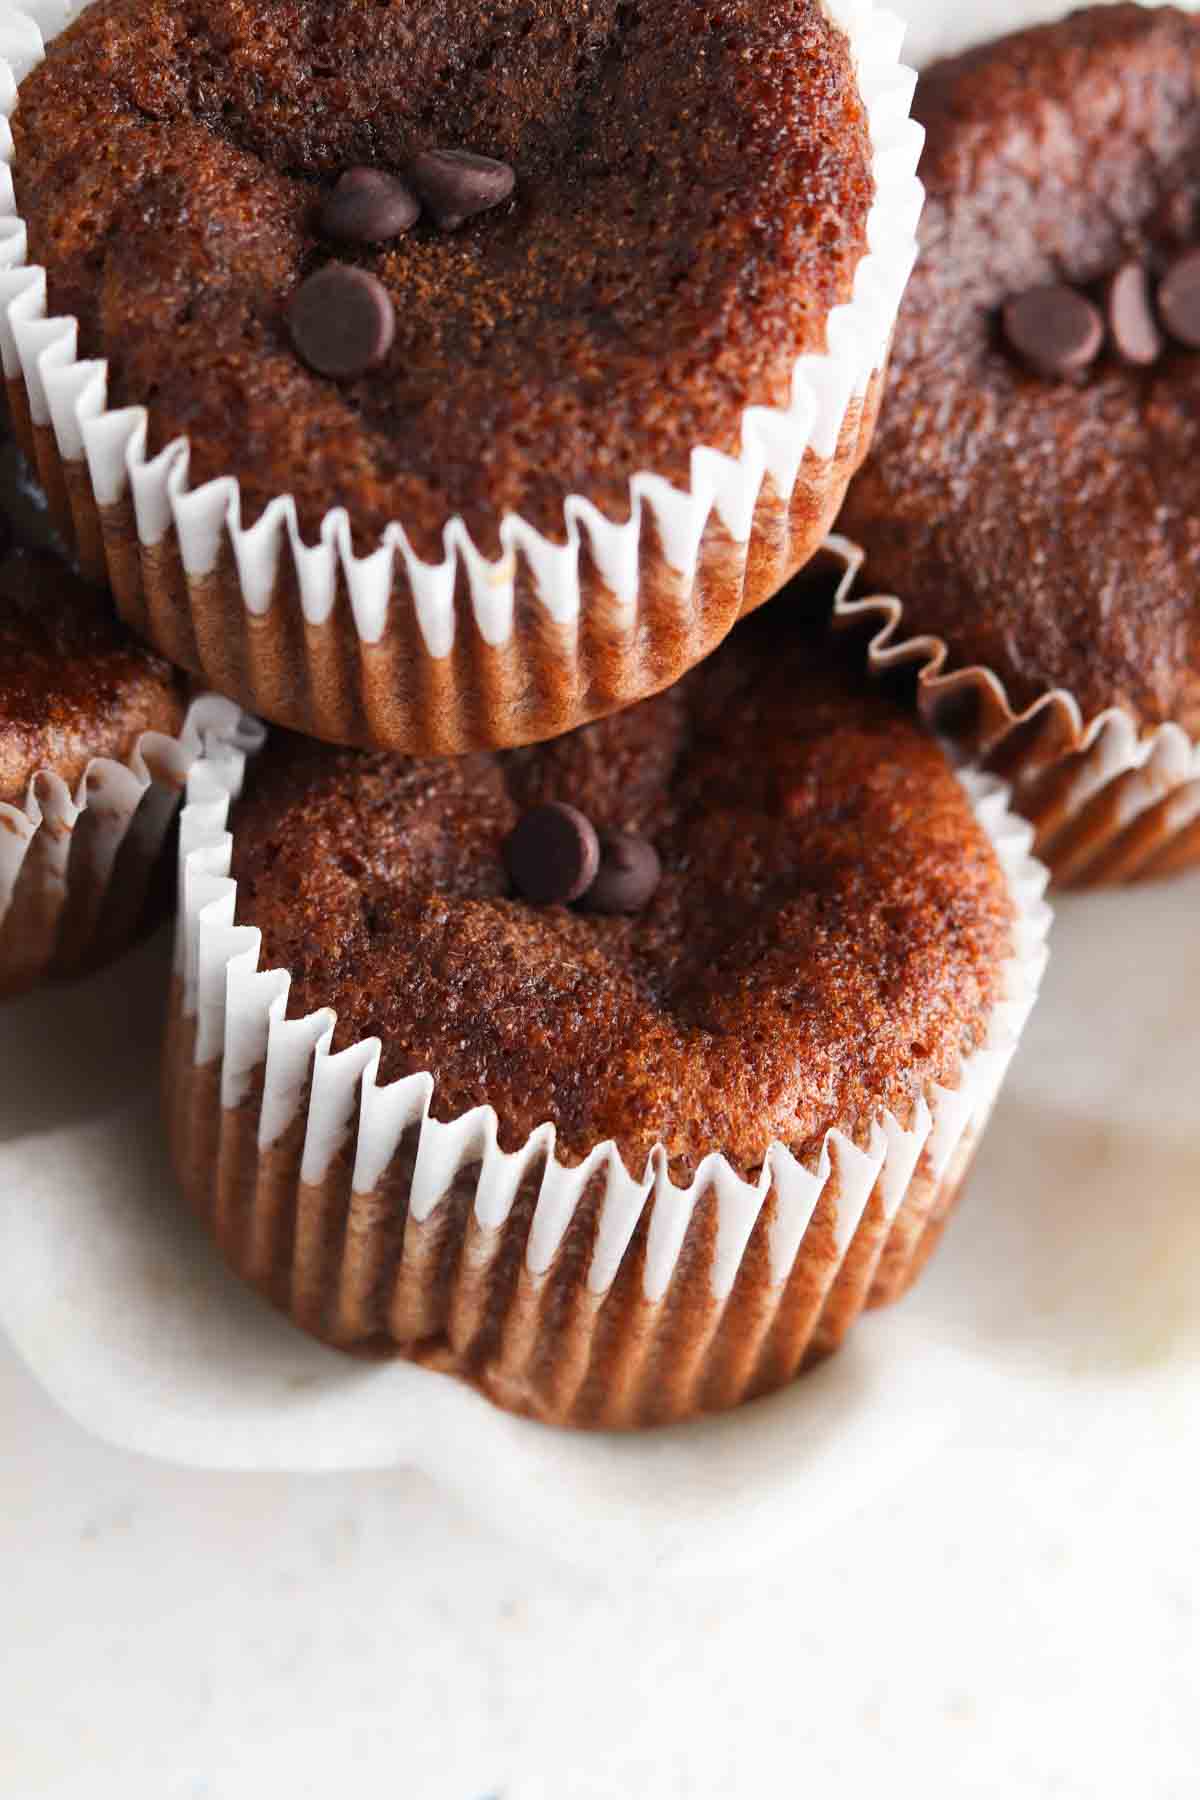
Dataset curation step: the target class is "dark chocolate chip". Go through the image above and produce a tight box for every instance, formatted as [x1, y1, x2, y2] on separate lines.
[319, 168, 420, 245]
[1104, 262, 1163, 368]
[584, 832, 662, 916]
[407, 149, 515, 231]
[1151, 188, 1195, 246]
[288, 264, 396, 379]
[1159, 248, 1200, 350]
[504, 803, 600, 906]
[1001, 284, 1104, 379]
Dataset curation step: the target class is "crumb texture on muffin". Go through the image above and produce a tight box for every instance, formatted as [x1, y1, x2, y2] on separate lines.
[231, 614, 1015, 1180]
[0, 551, 185, 805]
[14, 0, 874, 557]
[839, 4, 1200, 733]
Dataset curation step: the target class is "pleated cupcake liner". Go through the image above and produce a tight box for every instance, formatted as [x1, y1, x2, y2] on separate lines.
[827, 538, 1200, 889]
[0, 0, 924, 754]
[162, 743, 1052, 1430]
[0, 694, 262, 999]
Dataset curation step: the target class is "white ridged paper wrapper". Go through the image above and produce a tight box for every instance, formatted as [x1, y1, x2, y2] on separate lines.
[0, 693, 262, 996]
[0, 0, 924, 753]
[161, 735, 1053, 1430]
[827, 538, 1200, 888]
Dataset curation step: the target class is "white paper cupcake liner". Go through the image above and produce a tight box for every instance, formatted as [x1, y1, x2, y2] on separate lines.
[826, 537, 1200, 888]
[0, 693, 262, 997]
[0, 0, 924, 752]
[161, 738, 1052, 1430]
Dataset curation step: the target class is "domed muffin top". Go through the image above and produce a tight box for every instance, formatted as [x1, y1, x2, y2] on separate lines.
[839, 4, 1200, 733]
[14, 0, 875, 557]
[231, 605, 1016, 1181]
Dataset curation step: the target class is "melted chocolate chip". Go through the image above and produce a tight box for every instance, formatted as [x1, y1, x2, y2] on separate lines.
[584, 832, 662, 915]
[1159, 248, 1200, 350]
[407, 149, 516, 231]
[504, 803, 600, 906]
[1001, 284, 1104, 379]
[1151, 188, 1195, 246]
[319, 168, 420, 245]
[288, 265, 396, 379]
[1104, 262, 1163, 367]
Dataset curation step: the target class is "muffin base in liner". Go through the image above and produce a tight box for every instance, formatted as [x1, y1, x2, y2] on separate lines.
[827, 538, 1200, 889]
[0, 694, 262, 999]
[0, 0, 924, 754]
[163, 747, 1051, 1431]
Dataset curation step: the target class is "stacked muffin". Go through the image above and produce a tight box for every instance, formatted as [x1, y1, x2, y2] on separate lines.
[9, 1, 1187, 1430]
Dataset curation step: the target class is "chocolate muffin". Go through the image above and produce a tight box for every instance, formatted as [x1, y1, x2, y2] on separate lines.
[5, 0, 923, 752]
[164, 609, 1050, 1429]
[837, 6, 1200, 886]
[0, 551, 184, 810]
[0, 535, 193, 997]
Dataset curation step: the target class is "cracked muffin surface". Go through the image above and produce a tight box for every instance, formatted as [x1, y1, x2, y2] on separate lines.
[14, 0, 875, 556]
[231, 607, 1016, 1179]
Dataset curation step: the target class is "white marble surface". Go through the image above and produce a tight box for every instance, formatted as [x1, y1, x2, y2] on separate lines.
[4, 1332, 1198, 1800]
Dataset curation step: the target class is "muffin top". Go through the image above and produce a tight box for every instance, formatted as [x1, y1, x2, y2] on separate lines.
[232, 607, 1016, 1181]
[0, 548, 186, 807]
[838, 5, 1200, 734]
[14, 0, 874, 559]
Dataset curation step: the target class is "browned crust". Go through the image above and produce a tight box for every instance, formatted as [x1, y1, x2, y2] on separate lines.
[227, 601, 1015, 1181]
[0, 546, 185, 808]
[838, 5, 1200, 737]
[12, 0, 875, 559]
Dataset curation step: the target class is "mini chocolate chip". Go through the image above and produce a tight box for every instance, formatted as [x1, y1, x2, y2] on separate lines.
[584, 832, 662, 916]
[288, 264, 396, 378]
[1151, 188, 1195, 246]
[1159, 248, 1200, 350]
[1001, 284, 1104, 379]
[407, 149, 515, 231]
[319, 168, 420, 245]
[1104, 262, 1163, 367]
[504, 803, 600, 906]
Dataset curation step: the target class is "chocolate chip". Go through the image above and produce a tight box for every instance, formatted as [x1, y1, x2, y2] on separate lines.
[288, 265, 396, 379]
[407, 149, 515, 232]
[319, 168, 420, 245]
[1151, 188, 1195, 246]
[1001, 284, 1104, 379]
[584, 832, 662, 916]
[504, 803, 600, 906]
[1104, 262, 1163, 368]
[1159, 248, 1200, 350]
